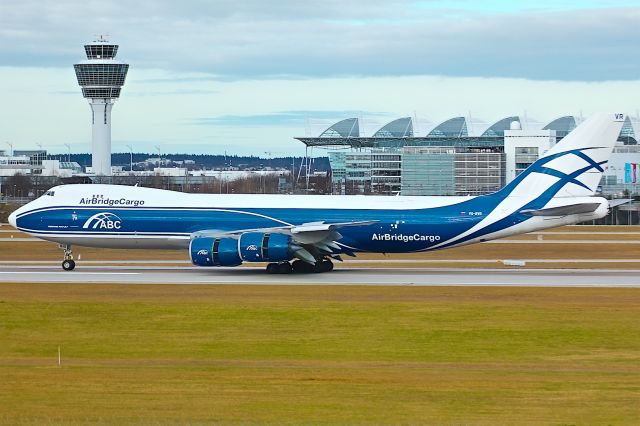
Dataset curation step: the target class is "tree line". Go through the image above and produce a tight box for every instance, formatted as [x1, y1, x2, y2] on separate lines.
[48, 153, 330, 172]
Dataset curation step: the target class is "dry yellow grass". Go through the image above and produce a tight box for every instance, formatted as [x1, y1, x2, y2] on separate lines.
[2, 225, 640, 269]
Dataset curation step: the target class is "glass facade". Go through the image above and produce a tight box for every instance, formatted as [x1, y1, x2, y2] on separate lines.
[81, 87, 122, 98]
[427, 117, 468, 138]
[320, 118, 359, 138]
[13, 150, 47, 166]
[454, 150, 505, 195]
[74, 64, 129, 87]
[514, 146, 539, 176]
[618, 116, 638, 144]
[543, 116, 577, 139]
[481, 117, 519, 137]
[84, 44, 118, 59]
[75, 41, 129, 101]
[373, 117, 413, 138]
[371, 152, 402, 195]
[402, 148, 455, 195]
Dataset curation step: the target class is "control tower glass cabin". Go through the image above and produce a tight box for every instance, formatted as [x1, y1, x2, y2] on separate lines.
[74, 37, 129, 176]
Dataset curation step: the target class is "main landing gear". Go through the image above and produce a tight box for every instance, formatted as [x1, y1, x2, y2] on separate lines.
[265, 258, 334, 274]
[60, 244, 76, 271]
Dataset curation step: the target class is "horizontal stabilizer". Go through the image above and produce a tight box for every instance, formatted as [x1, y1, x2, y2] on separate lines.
[520, 203, 601, 217]
[609, 199, 632, 208]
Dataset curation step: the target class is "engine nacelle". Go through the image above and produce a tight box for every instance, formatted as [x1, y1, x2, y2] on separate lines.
[190, 232, 293, 267]
[238, 232, 292, 263]
[190, 237, 242, 267]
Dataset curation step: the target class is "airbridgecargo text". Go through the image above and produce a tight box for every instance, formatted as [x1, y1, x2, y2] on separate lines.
[79, 196, 145, 207]
[372, 233, 441, 242]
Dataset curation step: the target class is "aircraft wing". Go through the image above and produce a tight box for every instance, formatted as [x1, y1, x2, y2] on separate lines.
[191, 220, 377, 263]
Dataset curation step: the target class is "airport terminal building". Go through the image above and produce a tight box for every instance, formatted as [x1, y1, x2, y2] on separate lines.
[296, 115, 640, 197]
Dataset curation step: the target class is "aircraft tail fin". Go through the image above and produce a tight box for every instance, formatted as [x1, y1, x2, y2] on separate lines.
[497, 112, 625, 199]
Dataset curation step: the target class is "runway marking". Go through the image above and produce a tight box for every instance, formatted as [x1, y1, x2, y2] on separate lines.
[0, 271, 139, 275]
[485, 240, 640, 244]
[0, 267, 639, 287]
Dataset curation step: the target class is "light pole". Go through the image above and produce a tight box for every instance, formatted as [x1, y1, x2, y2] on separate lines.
[126, 144, 133, 172]
[64, 144, 71, 163]
[36, 142, 45, 170]
[5, 142, 13, 157]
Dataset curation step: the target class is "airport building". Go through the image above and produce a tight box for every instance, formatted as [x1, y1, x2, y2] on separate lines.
[0, 150, 82, 178]
[297, 115, 640, 197]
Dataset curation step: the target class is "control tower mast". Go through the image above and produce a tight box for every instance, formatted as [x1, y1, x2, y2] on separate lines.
[74, 36, 129, 176]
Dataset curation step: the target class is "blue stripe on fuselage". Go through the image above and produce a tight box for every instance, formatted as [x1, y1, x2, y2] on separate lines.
[15, 198, 493, 253]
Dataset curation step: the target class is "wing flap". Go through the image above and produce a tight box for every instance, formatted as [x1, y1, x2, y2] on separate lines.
[290, 220, 377, 234]
[193, 220, 376, 240]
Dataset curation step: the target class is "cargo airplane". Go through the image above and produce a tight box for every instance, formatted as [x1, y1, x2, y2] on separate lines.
[9, 113, 625, 273]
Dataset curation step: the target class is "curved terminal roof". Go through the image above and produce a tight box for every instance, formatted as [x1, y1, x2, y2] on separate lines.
[480, 116, 519, 137]
[319, 118, 359, 138]
[426, 117, 468, 138]
[619, 115, 639, 144]
[542, 116, 578, 138]
[296, 113, 639, 147]
[373, 117, 413, 138]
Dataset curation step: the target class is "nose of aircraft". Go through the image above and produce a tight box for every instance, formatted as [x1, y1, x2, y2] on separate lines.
[8, 210, 17, 228]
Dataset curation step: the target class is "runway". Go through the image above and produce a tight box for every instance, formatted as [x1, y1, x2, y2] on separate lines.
[1, 265, 640, 287]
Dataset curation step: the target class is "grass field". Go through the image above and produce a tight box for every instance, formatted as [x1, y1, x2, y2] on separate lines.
[0, 284, 639, 424]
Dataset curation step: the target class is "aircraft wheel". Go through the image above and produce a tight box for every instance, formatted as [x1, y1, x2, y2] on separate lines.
[277, 262, 292, 274]
[292, 259, 313, 274]
[62, 259, 76, 271]
[266, 263, 279, 274]
[314, 259, 333, 273]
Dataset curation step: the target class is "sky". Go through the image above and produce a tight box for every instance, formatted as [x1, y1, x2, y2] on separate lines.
[0, 0, 638, 156]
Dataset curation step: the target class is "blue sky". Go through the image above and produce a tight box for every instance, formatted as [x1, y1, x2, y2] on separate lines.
[0, 0, 638, 156]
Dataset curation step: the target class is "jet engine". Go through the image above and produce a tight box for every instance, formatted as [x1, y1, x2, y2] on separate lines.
[190, 232, 294, 267]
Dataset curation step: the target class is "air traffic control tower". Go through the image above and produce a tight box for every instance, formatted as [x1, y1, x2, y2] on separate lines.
[74, 36, 129, 176]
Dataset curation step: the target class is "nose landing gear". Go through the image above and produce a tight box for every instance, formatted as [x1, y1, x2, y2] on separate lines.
[60, 244, 76, 271]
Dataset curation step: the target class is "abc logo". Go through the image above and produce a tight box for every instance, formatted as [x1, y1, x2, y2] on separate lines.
[82, 212, 123, 230]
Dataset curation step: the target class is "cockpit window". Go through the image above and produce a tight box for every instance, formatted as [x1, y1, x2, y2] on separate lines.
[45, 191, 55, 196]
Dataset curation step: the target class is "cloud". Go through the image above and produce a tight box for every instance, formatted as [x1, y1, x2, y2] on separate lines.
[0, 1, 638, 81]
[127, 88, 220, 97]
[192, 110, 391, 127]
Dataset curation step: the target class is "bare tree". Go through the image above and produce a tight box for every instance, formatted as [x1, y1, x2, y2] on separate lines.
[5, 173, 33, 198]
